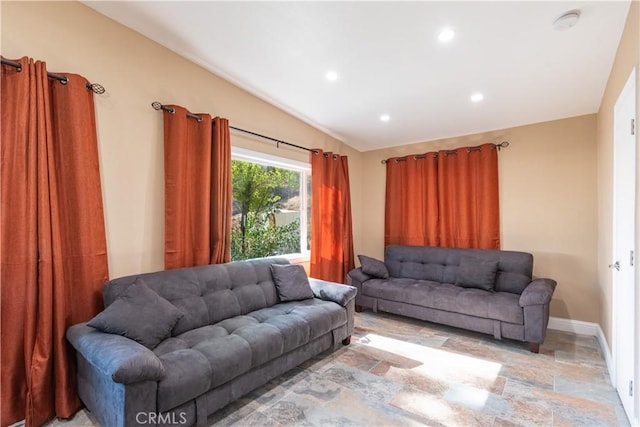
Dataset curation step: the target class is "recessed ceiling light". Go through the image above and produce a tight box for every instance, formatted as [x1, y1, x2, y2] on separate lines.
[553, 10, 581, 31]
[438, 28, 455, 42]
[470, 93, 484, 103]
[380, 114, 390, 122]
[325, 71, 338, 81]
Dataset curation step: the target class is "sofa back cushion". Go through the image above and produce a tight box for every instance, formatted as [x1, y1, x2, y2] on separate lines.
[102, 258, 287, 335]
[384, 245, 533, 294]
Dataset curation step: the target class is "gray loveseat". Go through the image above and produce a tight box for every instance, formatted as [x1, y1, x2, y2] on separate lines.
[67, 258, 356, 427]
[347, 245, 556, 353]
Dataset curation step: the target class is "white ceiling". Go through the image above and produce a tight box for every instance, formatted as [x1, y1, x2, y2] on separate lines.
[84, 1, 631, 151]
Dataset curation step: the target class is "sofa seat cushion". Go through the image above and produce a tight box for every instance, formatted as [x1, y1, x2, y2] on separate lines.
[152, 298, 347, 412]
[362, 279, 523, 325]
[272, 299, 347, 340]
[362, 278, 441, 307]
[487, 292, 524, 323]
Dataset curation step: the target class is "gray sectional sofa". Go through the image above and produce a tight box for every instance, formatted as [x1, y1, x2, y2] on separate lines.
[347, 245, 556, 353]
[67, 258, 356, 427]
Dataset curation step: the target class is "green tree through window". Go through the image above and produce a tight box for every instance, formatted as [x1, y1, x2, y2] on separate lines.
[230, 151, 310, 261]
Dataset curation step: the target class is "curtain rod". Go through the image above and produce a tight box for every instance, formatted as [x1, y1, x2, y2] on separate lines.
[380, 141, 510, 164]
[1, 58, 106, 94]
[151, 102, 317, 154]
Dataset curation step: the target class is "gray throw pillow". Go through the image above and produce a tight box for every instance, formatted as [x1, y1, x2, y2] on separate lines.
[87, 278, 183, 350]
[270, 264, 315, 302]
[358, 255, 389, 279]
[455, 256, 499, 291]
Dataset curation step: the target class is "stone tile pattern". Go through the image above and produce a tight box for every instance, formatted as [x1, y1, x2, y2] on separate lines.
[45, 312, 629, 427]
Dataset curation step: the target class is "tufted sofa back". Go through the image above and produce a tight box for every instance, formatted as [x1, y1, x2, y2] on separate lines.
[384, 245, 533, 294]
[102, 258, 289, 336]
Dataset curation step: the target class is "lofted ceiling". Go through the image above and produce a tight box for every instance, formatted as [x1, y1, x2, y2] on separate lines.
[83, 1, 631, 151]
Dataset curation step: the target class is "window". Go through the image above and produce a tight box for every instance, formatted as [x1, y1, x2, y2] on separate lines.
[231, 147, 311, 261]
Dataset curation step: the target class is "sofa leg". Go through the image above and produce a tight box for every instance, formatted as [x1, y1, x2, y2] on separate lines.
[342, 336, 351, 345]
[355, 305, 363, 313]
[528, 342, 540, 353]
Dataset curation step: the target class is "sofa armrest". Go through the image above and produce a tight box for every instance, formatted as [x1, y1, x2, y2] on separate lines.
[519, 278, 557, 307]
[67, 323, 166, 384]
[309, 278, 357, 307]
[347, 267, 373, 285]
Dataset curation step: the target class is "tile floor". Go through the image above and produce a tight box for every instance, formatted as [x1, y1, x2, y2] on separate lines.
[48, 311, 629, 426]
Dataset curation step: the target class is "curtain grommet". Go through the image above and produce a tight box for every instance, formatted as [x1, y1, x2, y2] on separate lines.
[86, 83, 106, 94]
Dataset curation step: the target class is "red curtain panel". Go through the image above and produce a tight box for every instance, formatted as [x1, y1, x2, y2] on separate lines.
[1, 57, 109, 426]
[163, 106, 213, 269]
[310, 150, 355, 284]
[438, 143, 500, 249]
[163, 108, 231, 269]
[385, 153, 440, 246]
[384, 143, 500, 250]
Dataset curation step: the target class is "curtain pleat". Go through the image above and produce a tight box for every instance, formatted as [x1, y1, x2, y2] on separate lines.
[210, 117, 232, 264]
[340, 156, 355, 279]
[384, 143, 500, 250]
[310, 150, 355, 283]
[1, 57, 109, 427]
[163, 108, 231, 269]
[1, 56, 34, 427]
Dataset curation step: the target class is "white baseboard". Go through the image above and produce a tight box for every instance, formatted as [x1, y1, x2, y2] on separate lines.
[548, 316, 600, 336]
[595, 324, 613, 383]
[547, 316, 613, 383]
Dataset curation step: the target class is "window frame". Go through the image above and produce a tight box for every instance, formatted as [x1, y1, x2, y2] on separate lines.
[231, 147, 311, 262]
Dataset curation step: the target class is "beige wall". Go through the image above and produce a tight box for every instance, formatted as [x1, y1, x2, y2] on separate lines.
[1, 1, 363, 278]
[596, 0, 639, 347]
[361, 115, 599, 323]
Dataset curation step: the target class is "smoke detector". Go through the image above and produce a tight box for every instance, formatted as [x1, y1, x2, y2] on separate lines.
[553, 10, 581, 31]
